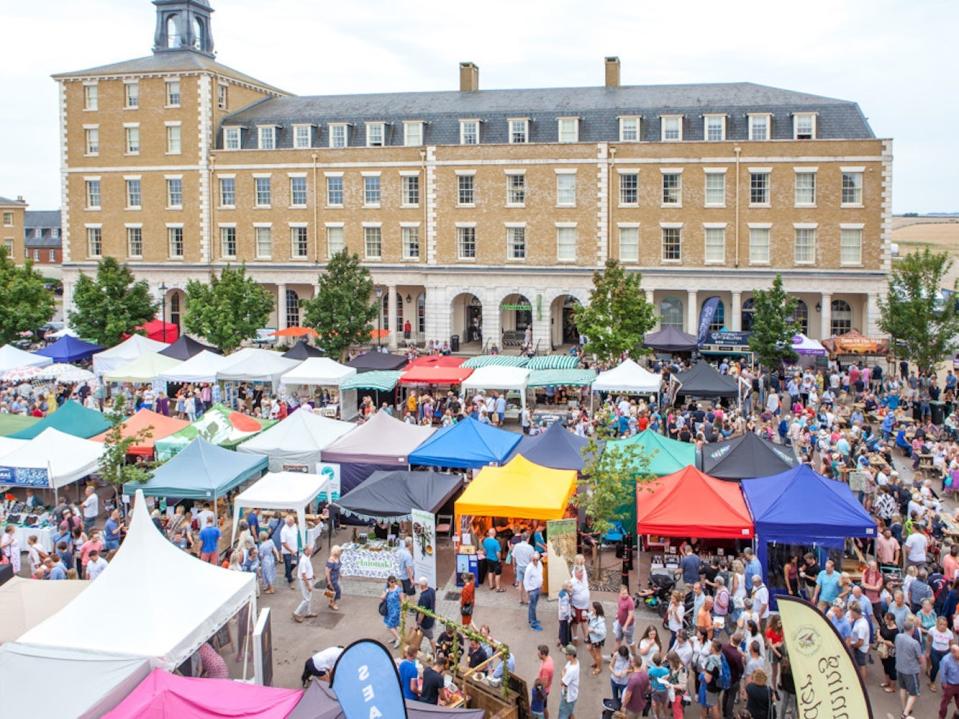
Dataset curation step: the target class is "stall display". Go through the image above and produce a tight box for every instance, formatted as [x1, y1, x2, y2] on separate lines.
[8, 400, 111, 440]
[700, 431, 797, 481]
[237, 409, 355, 472]
[1, 521, 55, 553]
[158, 335, 220, 361]
[33, 335, 103, 363]
[154, 403, 274, 461]
[409, 416, 519, 470]
[89, 409, 190, 457]
[339, 539, 403, 579]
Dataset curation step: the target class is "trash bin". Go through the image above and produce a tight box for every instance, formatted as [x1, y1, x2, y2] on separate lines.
[931, 401, 945, 426]
[450, 334, 460, 352]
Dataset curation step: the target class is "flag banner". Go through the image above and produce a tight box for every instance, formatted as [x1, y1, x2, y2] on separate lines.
[411, 508, 437, 588]
[778, 595, 873, 719]
[331, 639, 408, 719]
[697, 296, 722, 344]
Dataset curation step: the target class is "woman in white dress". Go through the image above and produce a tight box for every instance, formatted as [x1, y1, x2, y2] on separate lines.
[569, 555, 591, 644]
[2, 525, 21, 574]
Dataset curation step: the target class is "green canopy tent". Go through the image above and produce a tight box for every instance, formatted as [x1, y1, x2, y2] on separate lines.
[8, 401, 111, 440]
[0, 415, 39, 437]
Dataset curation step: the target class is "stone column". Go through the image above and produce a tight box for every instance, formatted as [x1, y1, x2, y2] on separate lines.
[277, 283, 287, 330]
[730, 291, 742, 332]
[481, 293, 501, 352]
[686, 290, 699, 335]
[865, 292, 881, 336]
[387, 285, 398, 350]
[820, 292, 832, 339]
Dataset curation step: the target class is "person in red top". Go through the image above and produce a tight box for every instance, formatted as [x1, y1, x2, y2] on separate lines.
[460, 572, 475, 626]
[944, 544, 959, 582]
[861, 560, 884, 619]
[536, 645, 554, 716]
[31, 403, 44, 418]
[637, 413, 649, 432]
[764, 614, 785, 693]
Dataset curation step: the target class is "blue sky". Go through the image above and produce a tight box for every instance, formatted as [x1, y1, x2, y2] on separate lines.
[2, 0, 955, 212]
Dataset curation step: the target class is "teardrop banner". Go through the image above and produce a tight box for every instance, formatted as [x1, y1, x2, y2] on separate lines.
[330, 639, 409, 719]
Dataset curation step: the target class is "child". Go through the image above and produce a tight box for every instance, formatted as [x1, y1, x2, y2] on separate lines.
[666, 651, 688, 719]
[530, 678, 546, 719]
[557, 580, 572, 648]
[648, 652, 670, 718]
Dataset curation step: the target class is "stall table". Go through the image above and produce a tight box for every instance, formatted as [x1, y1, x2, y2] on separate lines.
[339, 540, 402, 579]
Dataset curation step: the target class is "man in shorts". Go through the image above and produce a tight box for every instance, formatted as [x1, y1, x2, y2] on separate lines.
[847, 603, 870, 681]
[894, 618, 924, 719]
[482, 529, 503, 592]
[613, 584, 636, 648]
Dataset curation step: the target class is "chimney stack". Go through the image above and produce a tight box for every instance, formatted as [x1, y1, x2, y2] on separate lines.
[605, 56, 621, 88]
[16, 195, 24, 202]
[459, 62, 479, 92]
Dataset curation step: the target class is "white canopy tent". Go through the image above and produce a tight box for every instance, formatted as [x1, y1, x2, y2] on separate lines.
[237, 409, 355, 472]
[0, 344, 52, 372]
[279, 357, 357, 387]
[103, 351, 182, 383]
[230, 471, 329, 546]
[591, 359, 661, 394]
[0, 576, 90, 644]
[461, 365, 531, 411]
[16, 489, 256, 669]
[92, 335, 168, 377]
[0, 436, 27, 459]
[0, 428, 104, 490]
[217, 348, 300, 388]
[0, 644, 150, 719]
[791, 333, 827, 356]
[158, 349, 237, 384]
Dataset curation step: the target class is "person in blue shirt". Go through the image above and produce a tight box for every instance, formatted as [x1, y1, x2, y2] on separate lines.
[102, 509, 123, 553]
[491, 651, 516, 680]
[398, 645, 420, 701]
[48, 557, 67, 581]
[198, 518, 221, 564]
[532, 524, 546, 556]
[813, 560, 842, 605]
[828, 604, 851, 640]
[530, 679, 547, 719]
[647, 652, 671, 714]
[482, 529, 503, 592]
[743, 547, 762, 590]
[939, 644, 959, 710]
[494, 393, 506, 424]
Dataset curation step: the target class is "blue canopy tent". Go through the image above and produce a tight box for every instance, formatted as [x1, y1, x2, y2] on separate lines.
[125, 438, 268, 507]
[742, 464, 876, 603]
[408, 416, 520, 470]
[506, 420, 593, 471]
[34, 336, 103, 363]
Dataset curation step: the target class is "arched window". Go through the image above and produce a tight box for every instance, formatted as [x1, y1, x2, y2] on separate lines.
[788, 299, 809, 335]
[660, 296, 683, 329]
[166, 16, 180, 48]
[830, 299, 852, 336]
[192, 17, 204, 50]
[741, 298, 755, 332]
[702, 299, 725, 332]
[381, 292, 390, 330]
[417, 293, 426, 334]
[285, 288, 300, 329]
[170, 291, 181, 329]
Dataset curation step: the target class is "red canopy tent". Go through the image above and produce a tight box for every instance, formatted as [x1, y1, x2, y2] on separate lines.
[137, 319, 180, 343]
[637, 465, 754, 539]
[399, 364, 473, 385]
[408, 355, 466, 368]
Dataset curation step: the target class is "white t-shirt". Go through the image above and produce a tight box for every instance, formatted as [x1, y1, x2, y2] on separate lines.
[196, 508, 215, 529]
[311, 646, 344, 672]
[851, 617, 870, 655]
[297, 553, 314, 582]
[930, 627, 954, 653]
[561, 661, 580, 703]
[752, 585, 770, 618]
[87, 556, 109, 580]
[280, 524, 299, 555]
[904, 533, 928, 562]
[82, 493, 99, 519]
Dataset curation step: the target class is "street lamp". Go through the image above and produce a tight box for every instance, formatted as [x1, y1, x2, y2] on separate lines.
[374, 286, 383, 348]
[159, 281, 168, 343]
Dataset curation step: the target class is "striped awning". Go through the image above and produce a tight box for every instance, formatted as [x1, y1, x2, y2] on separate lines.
[526, 354, 581, 370]
[339, 370, 402, 392]
[462, 354, 530, 368]
[527, 369, 597, 387]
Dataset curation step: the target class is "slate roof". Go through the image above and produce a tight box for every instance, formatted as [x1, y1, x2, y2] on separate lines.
[24, 211, 62, 249]
[24, 210, 60, 229]
[219, 81, 874, 149]
[52, 52, 287, 95]
[0, 196, 26, 206]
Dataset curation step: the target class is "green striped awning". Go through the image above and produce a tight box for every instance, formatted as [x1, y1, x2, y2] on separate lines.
[340, 370, 402, 392]
[462, 354, 530, 368]
[526, 354, 581, 370]
[527, 369, 597, 387]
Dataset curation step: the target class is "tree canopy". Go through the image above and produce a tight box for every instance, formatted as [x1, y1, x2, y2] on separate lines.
[184, 264, 274, 353]
[0, 247, 55, 345]
[574, 259, 656, 364]
[301, 250, 378, 361]
[879, 248, 959, 373]
[68, 257, 157, 347]
[101, 395, 152, 507]
[747, 274, 800, 370]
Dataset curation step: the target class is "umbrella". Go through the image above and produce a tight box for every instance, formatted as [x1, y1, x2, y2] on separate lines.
[369, 328, 389, 339]
[38, 364, 96, 383]
[0, 366, 46, 383]
[273, 326, 318, 338]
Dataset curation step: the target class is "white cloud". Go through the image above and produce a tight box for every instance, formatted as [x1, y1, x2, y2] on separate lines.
[1, 0, 956, 211]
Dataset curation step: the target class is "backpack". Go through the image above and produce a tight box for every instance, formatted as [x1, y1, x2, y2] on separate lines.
[718, 652, 732, 691]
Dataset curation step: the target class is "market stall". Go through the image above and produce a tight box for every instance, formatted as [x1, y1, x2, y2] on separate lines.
[229, 471, 329, 550]
[461, 365, 530, 414]
[463, 354, 529, 368]
[217, 348, 300, 390]
[347, 350, 409, 371]
[643, 326, 699, 354]
[158, 335, 219, 361]
[700, 431, 797, 481]
[0, 427, 105, 490]
[8, 399, 111, 440]
[102, 669, 303, 719]
[0, 414, 38, 437]
[129, 437, 268, 506]
[409, 416, 520, 470]
[592, 359, 661, 395]
[0, 344, 53, 372]
[92, 334, 169, 378]
[279, 357, 357, 417]
[34, 335, 102, 363]
[742, 465, 876, 600]
[506, 419, 593, 471]
[137, 319, 180, 343]
[399, 364, 474, 387]
[671, 361, 740, 400]
[282, 340, 325, 360]
[237, 408, 355, 472]
[339, 370, 404, 419]
[154, 403, 274, 461]
[103, 351, 183, 384]
[821, 328, 889, 357]
[89, 409, 190, 458]
[607, 429, 696, 476]
[525, 354, 581, 370]
[0, 576, 90, 643]
[157, 350, 233, 384]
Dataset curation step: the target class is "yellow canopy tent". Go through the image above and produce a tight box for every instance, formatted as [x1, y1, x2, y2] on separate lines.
[455, 455, 577, 525]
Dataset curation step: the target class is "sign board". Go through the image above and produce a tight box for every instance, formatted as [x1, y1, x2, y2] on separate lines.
[340, 547, 401, 579]
[704, 329, 751, 346]
[282, 463, 309, 473]
[411, 508, 437, 587]
[331, 639, 408, 719]
[546, 518, 577, 598]
[253, 608, 274, 686]
[315, 462, 341, 502]
[0, 466, 49, 488]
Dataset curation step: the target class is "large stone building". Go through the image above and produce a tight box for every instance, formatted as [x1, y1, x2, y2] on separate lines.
[54, 0, 891, 351]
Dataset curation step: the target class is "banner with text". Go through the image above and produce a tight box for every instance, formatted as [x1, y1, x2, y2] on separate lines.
[697, 296, 722, 345]
[331, 639, 408, 719]
[0, 466, 49, 488]
[411, 508, 437, 588]
[778, 595, 872, 719]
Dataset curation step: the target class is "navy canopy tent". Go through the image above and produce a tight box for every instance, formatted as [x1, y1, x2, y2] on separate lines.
[34, 335, 102, 363]
[700, 431, 797, 480]
[335, 470, 463, 520]
[347, 351, 408, 372]
[507, 420, 593, 471]
[408, 416, 520, 470]
[282, 340, 324, 360]
[644, 326, 698, 353]
[742, 465, 876, 599]
[158, 335, 219, 360]
[673, 361, 739, 398]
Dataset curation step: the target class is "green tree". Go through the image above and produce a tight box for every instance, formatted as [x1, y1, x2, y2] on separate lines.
[0, 247, 55, 345]
[747, 274, 800, 370]
[879, 248, 959, 373]
[184, 264, 274, 353]
[101, 395, 152, 508]
[301, 250, 378, 361]
[573, 259, 656, 364]
[69, 257, 157, 346]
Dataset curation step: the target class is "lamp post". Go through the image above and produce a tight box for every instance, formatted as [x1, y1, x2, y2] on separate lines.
[159, 281, 168, 342]
[375, 286, 383, 348]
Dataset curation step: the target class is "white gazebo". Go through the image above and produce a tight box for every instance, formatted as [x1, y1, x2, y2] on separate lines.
[237, 409, 355, 472]
[591, 359, 661, 394]
[217, 348, 300, 389]
[0, 344, 52, 373]
[157, 349, 234, 384]
[0, 428, 104, 493]
[92, 335, 168, 377]
[230, 471, 329, 547]
[461, 365, 531, 411]
[279, 357, 356, 387]
[103, 351, 182, 383]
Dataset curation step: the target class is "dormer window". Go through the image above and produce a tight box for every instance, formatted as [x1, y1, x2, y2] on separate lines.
[223, 126, 241, 150]
[329, 123, 348, 148]
[793, 113, 816, 140]
[366, 122, 385, 147]
[557, 117, 579, 143]
[403, 121, 424, 147]
[257, 125, 276, 150]
[293, 124, 312, 149]
[748, 113, 771, 141]
[661, 115, 683, 141]
[508, 118, 529, 144]
[703, 114, 725, 142]
[619, 116, 641, 142]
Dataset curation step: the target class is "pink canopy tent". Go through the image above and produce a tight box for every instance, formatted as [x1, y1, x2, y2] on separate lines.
[103, 669, 302, 719]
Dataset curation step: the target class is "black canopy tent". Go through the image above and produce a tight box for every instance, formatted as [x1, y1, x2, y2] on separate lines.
[673, 361, 739, 398]
[506, 420, 597, 472]
[334, 470, 464, 520]
[347, 351, 409, 372]
[644, 326, 699, 353]
[283, 339, 325, 359]
[157, 335, 220, 360]
[700, 431, 798, 481]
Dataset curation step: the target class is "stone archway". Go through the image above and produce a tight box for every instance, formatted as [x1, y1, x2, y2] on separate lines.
[450, 292, 483, 349]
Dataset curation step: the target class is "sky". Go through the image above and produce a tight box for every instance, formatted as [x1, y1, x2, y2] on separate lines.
[1, 0, 956, 212]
